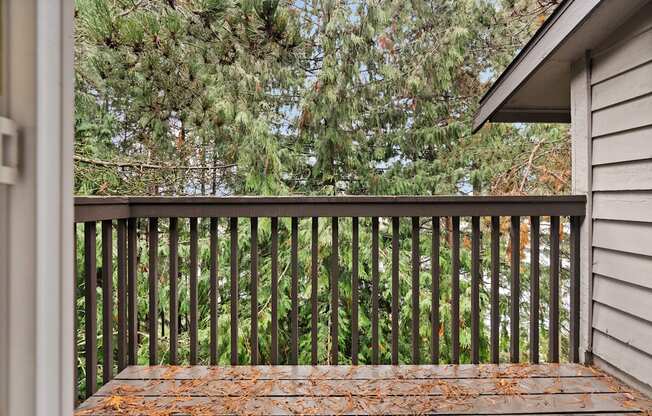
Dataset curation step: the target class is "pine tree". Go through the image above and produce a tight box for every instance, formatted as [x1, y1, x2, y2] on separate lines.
[74, 0, 569, 197]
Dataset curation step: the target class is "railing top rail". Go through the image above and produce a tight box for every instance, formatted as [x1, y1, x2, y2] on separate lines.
[75, 195, 587, 205]
[74, 195, 586, 222]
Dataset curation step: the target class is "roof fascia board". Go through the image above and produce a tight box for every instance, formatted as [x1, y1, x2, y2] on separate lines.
[490, 107, 571, 123]
[472, 0, 600, 132]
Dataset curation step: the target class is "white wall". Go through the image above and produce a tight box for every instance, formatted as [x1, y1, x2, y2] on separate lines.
[589, 7, 652, 393]
[571, 2, 652, 395]
[0, 1, 74, 415]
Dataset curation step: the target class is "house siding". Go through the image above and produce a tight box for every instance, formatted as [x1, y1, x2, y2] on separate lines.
[589, 4, 652, 390]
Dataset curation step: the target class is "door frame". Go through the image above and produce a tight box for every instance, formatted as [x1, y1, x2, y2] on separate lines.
[0, 1, 74, 415]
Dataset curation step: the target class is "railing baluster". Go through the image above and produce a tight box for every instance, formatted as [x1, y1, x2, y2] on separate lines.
[169, 217, 178, 365]
[391, 217, 400, 365]
[471, 216, 480, 365]
[101, 220, 113, 383]
[74, 225, 78, 403]
[251, 217, 259, 365]
[530, 216, 540, 364]
[351, 217, 359, 365]
[127, 218, 137, 365]
[570, 216, 581, 363]
[270, 217, 278, 365]
[311, 217, 318, 365]
[411, 217, 420, 365]
[148, 217, 158, 365]
[117, 219, 127, 372]
[371, 217, 379, 365]
[160, 306, 164, 343]
[84, 222, 97, 397]
[510, 216, 520, 363]
[451, 216, 460, 364]
[330, 217, 339, 365]
[290, 217, 298, 365]
[230, 217, 238, 365]
[209, 217, 219, 365]
[549, 215, 560, 363]
[72, 228, 79, 407]
[431, 217, 440, 364]
[490, 216, 500, 364]
[189, 217, 198, 365]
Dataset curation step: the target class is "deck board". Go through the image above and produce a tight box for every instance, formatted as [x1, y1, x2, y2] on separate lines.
[94, 377, 618, 397]
[114, 364, 598, 380]
[76, 364, 652, 415]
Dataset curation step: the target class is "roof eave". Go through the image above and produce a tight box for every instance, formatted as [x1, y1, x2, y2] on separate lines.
[472, 0, 600, 133]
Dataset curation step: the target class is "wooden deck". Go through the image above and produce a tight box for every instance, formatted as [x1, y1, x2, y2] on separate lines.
[75, 364, 652, 415]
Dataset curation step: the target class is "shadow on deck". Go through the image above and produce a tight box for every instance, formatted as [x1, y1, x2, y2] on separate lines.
[76, 364, 651, 415]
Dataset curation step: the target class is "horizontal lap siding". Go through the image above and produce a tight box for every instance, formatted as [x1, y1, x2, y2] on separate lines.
[593, 248, 652, 290]
[592, 302, 652, 355]
[591, 62, 652, 111]
[591, 25, 652, 85]
[593, 220, 652, 256]
[593, 127, 652, 166]
[590, 11, 652, 389]
[593, 275, 652, 323]
[593, 191, 652, 222]
[593, 331, 652, 387]
[593, 159, 652, 191]
[592, 94, 652, 137]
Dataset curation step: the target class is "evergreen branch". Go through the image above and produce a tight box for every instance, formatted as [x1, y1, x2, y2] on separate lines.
[74, 155, 235, 171]
[519, 138, 545, 192]
[535, 165, 570, 187]
[116, 0, 144, 18]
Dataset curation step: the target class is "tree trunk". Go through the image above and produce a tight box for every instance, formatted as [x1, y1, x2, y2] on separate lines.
[212, 146, 218, 195]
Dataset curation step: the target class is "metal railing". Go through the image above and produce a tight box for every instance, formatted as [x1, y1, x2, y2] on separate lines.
[74, 195, 585, 399]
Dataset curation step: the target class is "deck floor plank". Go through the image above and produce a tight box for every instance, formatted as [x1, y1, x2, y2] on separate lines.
[76, 364, 652, 415]
[94, 377, 620, 397]
[114, 364, 598, 380]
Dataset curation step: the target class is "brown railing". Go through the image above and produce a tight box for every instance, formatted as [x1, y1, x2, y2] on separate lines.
[74, 196, 585, 400]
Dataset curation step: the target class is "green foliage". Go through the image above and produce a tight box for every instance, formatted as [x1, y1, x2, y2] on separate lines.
[75, 0, 569, 196]
[75, 0, 303, 194]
